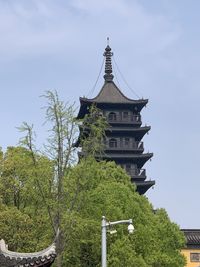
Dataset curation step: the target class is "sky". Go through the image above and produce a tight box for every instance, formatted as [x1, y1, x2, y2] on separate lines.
[0, 0, 200, 229]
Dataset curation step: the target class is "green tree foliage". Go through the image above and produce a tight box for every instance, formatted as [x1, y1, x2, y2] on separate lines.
[0, 147, 53, 211]
[0, 146, 54, 251]
[59, 157, 186, 267]
[0, 91, 186, 267]
[80, 105, 108, 157]
[17, 91, 78, 267]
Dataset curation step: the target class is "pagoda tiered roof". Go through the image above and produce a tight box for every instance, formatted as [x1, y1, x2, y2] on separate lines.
[135, 180, 155, 195]
[103, 152, 153, 169]
[106, 126, 151, 140]
[80, 81, 148, 104]
[77, 81, 148, 119]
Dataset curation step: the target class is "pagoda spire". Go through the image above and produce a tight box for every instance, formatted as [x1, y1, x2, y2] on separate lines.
[103, 37, 114, 82]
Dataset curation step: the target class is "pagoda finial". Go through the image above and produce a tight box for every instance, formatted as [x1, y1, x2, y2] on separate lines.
[103, 38, 114, 82]
[107, 37, 109, 45]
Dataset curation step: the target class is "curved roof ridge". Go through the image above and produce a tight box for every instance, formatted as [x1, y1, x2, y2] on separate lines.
[0, 239, 56, 258]
[80, 81, 147, 104]
[92, 81, 137, 102]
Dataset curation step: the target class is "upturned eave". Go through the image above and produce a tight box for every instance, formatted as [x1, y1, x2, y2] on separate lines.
[96, 152, 153, 168]
[0, 231, 58, 267]
[77, 81, 148, 119]
[135, 180, 155, 195]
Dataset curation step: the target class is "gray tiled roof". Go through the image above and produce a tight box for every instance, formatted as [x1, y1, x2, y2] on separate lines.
[80, 81, 148, 104]
[0, 236, 57, 267]
[182, 229, 200, 248]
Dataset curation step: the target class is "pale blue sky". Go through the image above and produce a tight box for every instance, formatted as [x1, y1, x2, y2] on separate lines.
[0, 0, 200, 228]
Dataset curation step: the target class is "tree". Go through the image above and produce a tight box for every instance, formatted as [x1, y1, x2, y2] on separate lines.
[80, 104, 108, 157]
[17, 91, 78, 267]
[60, 157, 186, 267]
[0, 146, 55, 251]
[0, 203, 36, 252]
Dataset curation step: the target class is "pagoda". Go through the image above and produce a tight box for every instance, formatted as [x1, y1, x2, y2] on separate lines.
[76, 44, 155, 194]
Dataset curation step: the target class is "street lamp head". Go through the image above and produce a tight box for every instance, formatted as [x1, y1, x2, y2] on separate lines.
[128, 223, 134, 234]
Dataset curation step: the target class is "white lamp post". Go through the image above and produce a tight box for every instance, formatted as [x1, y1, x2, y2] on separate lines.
[101, 216, 134, 267]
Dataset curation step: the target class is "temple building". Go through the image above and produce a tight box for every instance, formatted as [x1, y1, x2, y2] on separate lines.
[76, 44, 155, 194]
[181, 229, 200, 267]
[0, 237, 57, 267]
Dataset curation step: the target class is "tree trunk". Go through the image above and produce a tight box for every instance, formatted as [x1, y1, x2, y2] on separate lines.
[56, 254, 62, 267]
[56, 230, 63, 267]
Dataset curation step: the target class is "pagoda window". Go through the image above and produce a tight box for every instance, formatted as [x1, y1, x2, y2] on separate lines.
[109, 138, 117, 148]
[126, 164, 131, 174]
[135, 114, 141, 122]
[123, 111, 129, 120]
[108, 112, 117, 121]
[124, 137, 130, 147]
[126, 164, 131, 170]
[134, 166, 139, 175]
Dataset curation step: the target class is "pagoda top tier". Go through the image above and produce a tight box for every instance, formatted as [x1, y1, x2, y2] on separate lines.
[77, 43, 148, 118]
[77, 82, 148, 118]
[80, 81, 148, 105]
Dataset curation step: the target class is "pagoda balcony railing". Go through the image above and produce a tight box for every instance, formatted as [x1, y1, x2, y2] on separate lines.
[127, 169, 146, 179]
[107, 114, 141, 124]
[104, 141, 144, 151]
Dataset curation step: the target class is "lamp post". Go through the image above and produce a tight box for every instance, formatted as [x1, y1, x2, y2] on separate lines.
[101, 216, 134, 267]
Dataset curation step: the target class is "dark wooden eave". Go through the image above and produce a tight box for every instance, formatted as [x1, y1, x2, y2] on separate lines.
[78, 152, 153, 169]
[102, 152, 153, 168]
[135, 180, 155, 195]
[181, 229, 200, 249]
[77, 81, 148, 119]
[0, 235, 57, 267]
[106, 126, 151, 140]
